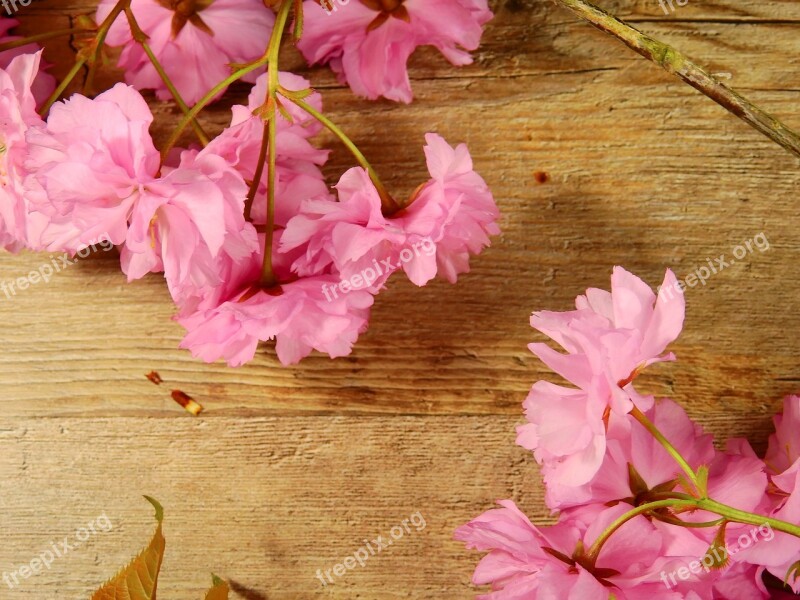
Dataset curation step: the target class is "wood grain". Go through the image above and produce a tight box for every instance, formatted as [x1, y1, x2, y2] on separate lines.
[1, 0, 799, 597]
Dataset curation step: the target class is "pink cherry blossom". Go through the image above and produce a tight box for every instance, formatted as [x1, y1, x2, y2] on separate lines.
[26, 82, 257, 311]
[280, 166, 406, 289]
[0, 19, 56, 107]
[516, 268, 685, 489]
[515, 379, 610, 492]
[710, 563, 770, 600]
[121, 147, 259, 312]
[25, 82, 160, 252]
[519, 395, 715, 510]
[0, 51, 46, 252]
[398, 132, 500, 285]
[454, 499, 551, 596]
[455, 500, 689, 599]
[96, 0, 275, 103]
[178, 232, 374, 366]
[735, 460, 800, 594]
[529, 267, 685, 414]
[298, 0, 493, 102]
[281, 133, 499, 289]
[731, 397, 800, 594]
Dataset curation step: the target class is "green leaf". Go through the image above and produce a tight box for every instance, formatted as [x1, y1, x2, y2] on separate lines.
[204, 574, 229, 600]
[90, 496, 166, 600]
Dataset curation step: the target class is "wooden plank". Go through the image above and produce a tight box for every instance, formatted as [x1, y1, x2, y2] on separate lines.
[0, 417, 544, 599]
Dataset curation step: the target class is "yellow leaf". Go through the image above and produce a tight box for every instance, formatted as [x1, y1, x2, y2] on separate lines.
[204, 574, 229, 600]
[91, 496, 166, 600]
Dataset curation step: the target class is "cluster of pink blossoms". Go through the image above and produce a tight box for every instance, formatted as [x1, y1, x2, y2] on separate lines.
[96, 0, 493, 103]
[0, 2, 498, 365]
[298, 0, 493, 102]
[456, 268, 800, 599]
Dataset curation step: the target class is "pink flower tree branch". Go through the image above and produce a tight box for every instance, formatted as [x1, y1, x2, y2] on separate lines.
[1, 0, 500, 365]
[458, 269, 800, 598]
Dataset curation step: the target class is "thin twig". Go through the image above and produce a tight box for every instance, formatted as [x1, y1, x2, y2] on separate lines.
[257, 0, 294, 288]
[554, 0, 800, 159]
[0, 28, 88, 52]
[125, 7, 210, 146]
[282, 93, 400, 214]
[83, 0, 130, 95]
[41, 0, 129, 112]
[160, 60, 265, 162]
[245, 120, 269, 222]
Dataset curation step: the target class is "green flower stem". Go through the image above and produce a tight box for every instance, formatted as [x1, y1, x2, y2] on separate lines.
[84, 0, 131, 95]
[554, 0, 800, 159]
[245, 120, 269, 222]
[124, 7, 209, 146]
[0, 28, 88, 52]
[260, 113, 278, 287]
[266, 1, 291, 92]
[586, 499, 699, 563]
[587, 497, 800, 565]
[282, 94, 400, 215]
[257, 0, 293, 288]
[41, 58, 87, 114]
[41, 0, 130, 113]
[630, 405, 702, 496]
[698, 498, 800, 538]
[160, 60, 266, 162]
[139, 43, 210, 145]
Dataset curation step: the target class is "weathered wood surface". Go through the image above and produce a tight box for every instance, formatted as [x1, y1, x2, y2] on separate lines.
[1, 0, 799, 597]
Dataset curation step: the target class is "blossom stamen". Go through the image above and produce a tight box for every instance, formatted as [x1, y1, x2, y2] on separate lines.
[360, 0, 410, 32]
[156, 0, 215, 38]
